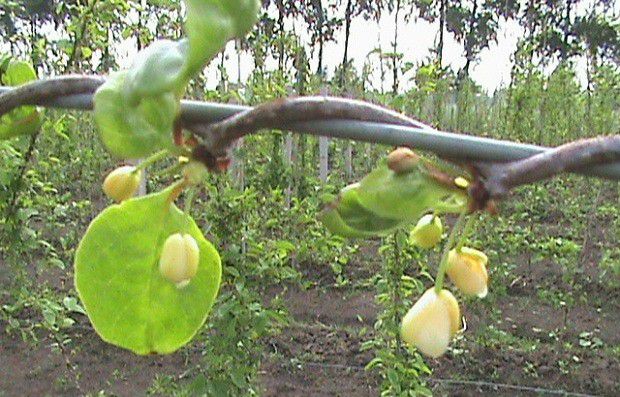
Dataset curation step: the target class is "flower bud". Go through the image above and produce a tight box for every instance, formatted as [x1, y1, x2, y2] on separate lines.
[102, 166, 141, 203]
[159, 233, 200, 287]
[454, 177, 469, 189]
[401, 288, 461, 358]
[446, 247, 489, 298]
[183, 161, 208, 185]
[387, 147, 420, 174]
[410, 214, 443, 249]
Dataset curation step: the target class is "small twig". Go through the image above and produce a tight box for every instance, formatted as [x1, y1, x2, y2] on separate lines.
[476, 135, 620, 199]
[186, 96, 429, 156]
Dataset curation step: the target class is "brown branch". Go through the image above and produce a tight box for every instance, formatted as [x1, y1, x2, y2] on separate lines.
[475, 135, 620, 199]
[1, 77, 619, 207]
[0, 76, 104, 116]
[185, 96, 428, 156]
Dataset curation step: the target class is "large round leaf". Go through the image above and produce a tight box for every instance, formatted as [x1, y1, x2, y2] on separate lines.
[75, 188, 221, 354]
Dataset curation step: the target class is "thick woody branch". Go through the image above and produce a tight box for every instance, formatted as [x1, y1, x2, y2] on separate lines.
[476, 136, 620, 198]
[0, 76, 618, 206]
[0, 76, 104, 115]
[186, 96, 429, 155]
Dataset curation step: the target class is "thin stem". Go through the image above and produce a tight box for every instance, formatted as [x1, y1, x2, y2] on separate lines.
[166, 179, 188, 205]
[185, 186, 196, 215]
[478, 135, 620, 197]
[0, 76, 104, 116]
[435, 212, 467, 293]
[187, 96, 430, 156]
[455, 214, 477, 252]
[132, 149, 169, 173]
[184, 186, 197, 232]
[154, 162, 184, 179]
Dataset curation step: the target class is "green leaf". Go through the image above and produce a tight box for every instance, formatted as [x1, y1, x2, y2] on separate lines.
[336, 186, 403, 233]
[93, 71, 179, 158]
[182, 0, 260, 81]
[0, 60, 42, 140]
[75, 187, 222, 354]
[320, 184, 403, 238]
[93, 0, 260, 158]
[321, 163, 467, 238]
[356, 163, 465, 221]
[124, 40, 188, 100]
[62, 296, 86, 315]
[319, 206, 377, 239]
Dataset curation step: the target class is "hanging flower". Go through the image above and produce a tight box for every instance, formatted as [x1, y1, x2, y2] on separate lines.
[409, 214, 443, 249]
[446, 247, 489, 298]
[159, 233, 200, 288]
[401, 287, 461, 358]
[102, 165, 141, 202]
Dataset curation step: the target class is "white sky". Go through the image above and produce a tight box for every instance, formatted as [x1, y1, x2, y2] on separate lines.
[200, 13, 520, 94]
[197, 1, 619, 95]
[200, 10, 567, 95]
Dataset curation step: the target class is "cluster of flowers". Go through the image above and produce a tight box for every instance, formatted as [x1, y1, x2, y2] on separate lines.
[102, 158, 488, 357]
[403, 214, 489, 358]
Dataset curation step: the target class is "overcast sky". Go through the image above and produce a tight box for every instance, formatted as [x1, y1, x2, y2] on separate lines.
[198, 10, 573, 95]
[198, 0, 620, 94]
[110, 1, 617, 95]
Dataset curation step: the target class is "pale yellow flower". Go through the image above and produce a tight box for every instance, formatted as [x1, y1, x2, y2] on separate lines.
[401, 288, 461, 358]
[446, 247, 489, 298]
[410, 214, 443, 249]
[159, 233, 200, 288]
[102, 166, 141, 203]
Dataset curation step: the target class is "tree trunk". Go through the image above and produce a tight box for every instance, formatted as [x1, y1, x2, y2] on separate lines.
[392, 0, 401, 94]
[339, 0, 353, 89]
[561, 0, 573, 61]
[236, 39, 242, 85]
[341, 0, 354, 179]
[378, 22, 385, 94]
[438, 0, 446, 66]
[317, 36, 324, 75]
[277, 0, 285, 71]
[218, 50, 226, 93]
[316, 0, 325, 75]
[458, 0, 478, 85]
